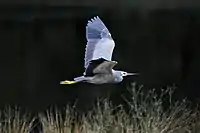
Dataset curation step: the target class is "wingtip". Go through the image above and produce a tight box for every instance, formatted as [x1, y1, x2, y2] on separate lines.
[95, 16, 99, 19]
[88, 16, 101, 23]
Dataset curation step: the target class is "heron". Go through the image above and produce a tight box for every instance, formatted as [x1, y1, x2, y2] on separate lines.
[60, 16, 138, 85]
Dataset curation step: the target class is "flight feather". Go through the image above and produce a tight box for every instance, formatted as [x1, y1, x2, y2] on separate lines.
[84, 16, 115, 70]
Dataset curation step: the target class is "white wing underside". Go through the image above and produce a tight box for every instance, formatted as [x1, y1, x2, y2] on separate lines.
[84, 38, 115, 69]
[84, 16, 115, 70]
[92, 38, 115, 61]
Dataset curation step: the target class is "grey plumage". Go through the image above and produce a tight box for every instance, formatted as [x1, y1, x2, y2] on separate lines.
[60, 16, 138, 85]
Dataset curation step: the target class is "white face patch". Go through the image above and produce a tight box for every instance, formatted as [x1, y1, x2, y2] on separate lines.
[121, 71, 127, 76]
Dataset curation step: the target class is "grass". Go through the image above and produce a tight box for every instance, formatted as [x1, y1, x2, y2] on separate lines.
[0, 83, 200, 133]
[0, 106, 35, 133]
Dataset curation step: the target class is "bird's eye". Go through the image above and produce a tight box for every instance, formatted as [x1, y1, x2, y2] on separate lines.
[122, 72, 126, 76]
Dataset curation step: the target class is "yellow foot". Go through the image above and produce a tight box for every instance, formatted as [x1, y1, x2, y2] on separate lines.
[60, 80, 77, 84]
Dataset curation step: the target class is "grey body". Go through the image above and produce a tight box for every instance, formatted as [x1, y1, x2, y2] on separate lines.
[70, 16, 137, 84]
[87, 60, 117, 84]
[87, 73, 115, 84]
[74, 60, 126, 84]
[87, 69, 125, 84]
[75, 70, 123, 84]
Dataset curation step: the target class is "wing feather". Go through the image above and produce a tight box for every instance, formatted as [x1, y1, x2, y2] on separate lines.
[93, 60, 118, 74]
[84, 16, 115, 70]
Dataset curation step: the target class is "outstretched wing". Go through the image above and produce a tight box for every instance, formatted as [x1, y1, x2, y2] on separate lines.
[84, 16, 115, 70]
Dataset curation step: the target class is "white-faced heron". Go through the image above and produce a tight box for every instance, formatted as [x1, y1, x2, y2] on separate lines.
[60, 16, 138, 84]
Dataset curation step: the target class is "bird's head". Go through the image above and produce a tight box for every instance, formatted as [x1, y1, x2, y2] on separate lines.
[113, 70, 138, 82]
[120, 71, 138, 77]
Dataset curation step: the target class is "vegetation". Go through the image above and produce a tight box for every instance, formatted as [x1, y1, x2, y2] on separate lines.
[0, 83, 200, 133]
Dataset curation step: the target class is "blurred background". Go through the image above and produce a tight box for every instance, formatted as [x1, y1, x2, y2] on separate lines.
[0, 0, 200, 112]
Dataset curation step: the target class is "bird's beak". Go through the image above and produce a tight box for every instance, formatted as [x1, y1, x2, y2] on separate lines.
[60, 80, 77, 84]
[126, 73, 139, 76]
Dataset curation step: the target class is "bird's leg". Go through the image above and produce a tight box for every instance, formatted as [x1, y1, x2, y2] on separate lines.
[60, 80, 77, 84]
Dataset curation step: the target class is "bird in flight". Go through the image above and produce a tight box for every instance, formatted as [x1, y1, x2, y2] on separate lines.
[60, 16, 138, 85]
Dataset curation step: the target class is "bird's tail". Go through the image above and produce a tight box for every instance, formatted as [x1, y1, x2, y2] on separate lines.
[60, 76, 87, 85]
